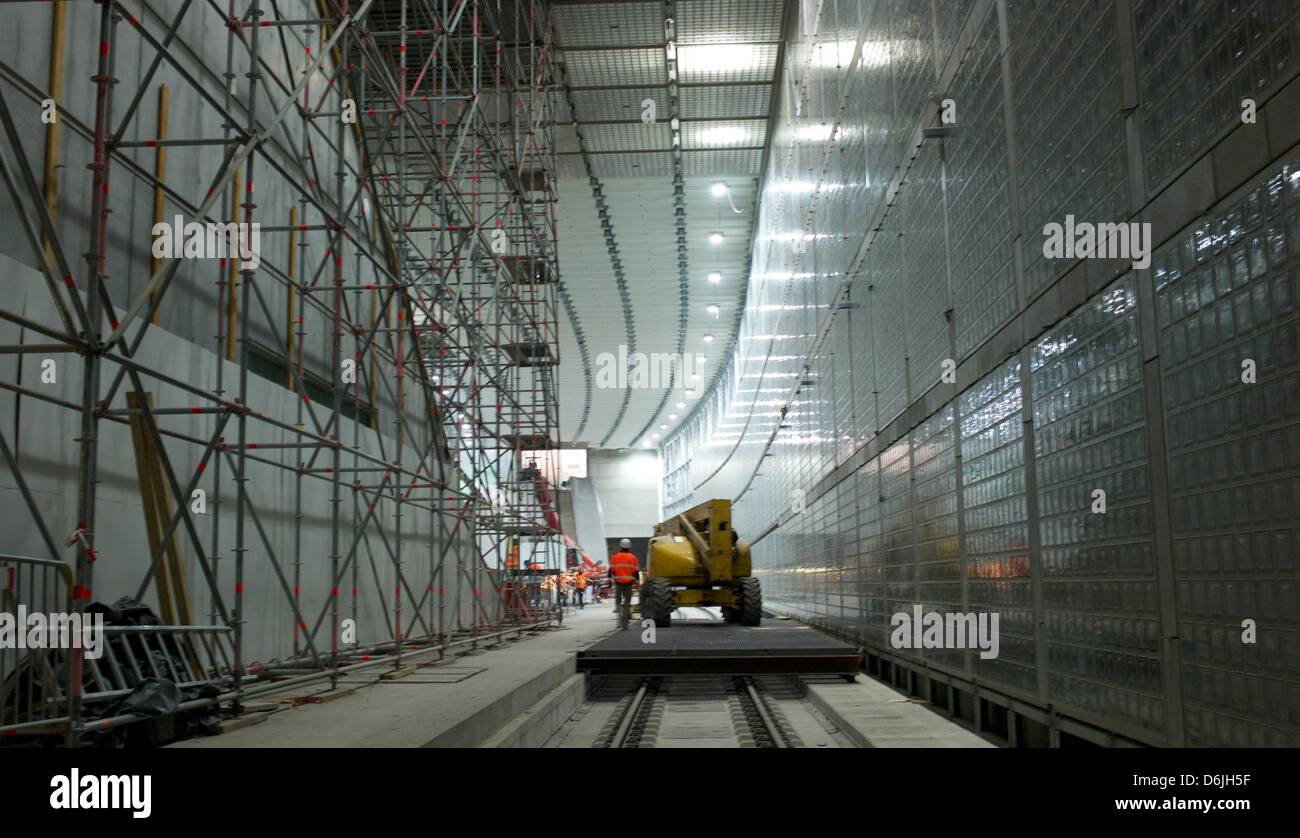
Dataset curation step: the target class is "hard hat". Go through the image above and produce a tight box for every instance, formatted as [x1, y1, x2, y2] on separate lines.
[619, 538, 631, 549]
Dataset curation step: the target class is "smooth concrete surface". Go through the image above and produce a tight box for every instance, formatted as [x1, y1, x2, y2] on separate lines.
[806, 678, 995, 748]
[587, 449, 662, 539]
[479, 674, 586, 748]
[173, 606, 619, 748]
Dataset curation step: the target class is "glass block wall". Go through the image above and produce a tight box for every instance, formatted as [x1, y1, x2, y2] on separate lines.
[661, 0, 1300, 745]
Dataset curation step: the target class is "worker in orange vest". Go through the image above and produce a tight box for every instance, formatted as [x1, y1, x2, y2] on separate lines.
[608, 539, 640, 630]
[574, 570, 589, 609]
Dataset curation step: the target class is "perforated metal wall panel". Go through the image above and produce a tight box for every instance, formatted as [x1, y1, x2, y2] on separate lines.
[856, 457, 887, 645]
[880, 436, 916, 630]
[872, 229, 910, 425]
[903, 147, 952, 401]
[1031, 276, 1164, 734]
[961, 358, 1036, 692]
[679, 84, 773, 119]
[660, 0, 1300, 746]
[563, 48, 667, 87]
[945, 12, 1016, 359]
[913, 405, 964, 671]
[1134, 0, 1300, 191]
[677, 0, 785, 44]
[1009, 0, 1129, 301]
[555, 1, 664, 47]
[1154, 151, 1300, 746]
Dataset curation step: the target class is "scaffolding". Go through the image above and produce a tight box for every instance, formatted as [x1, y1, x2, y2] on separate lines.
[0, 0, 563, 744]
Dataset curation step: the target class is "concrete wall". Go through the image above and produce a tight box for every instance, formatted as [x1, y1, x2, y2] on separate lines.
[587, 449, 661, 539]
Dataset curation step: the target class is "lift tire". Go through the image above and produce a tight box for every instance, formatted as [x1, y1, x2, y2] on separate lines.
[645, 578, 674, 628]
[738, 577, 762, 626]
[722, 606, 739, 623]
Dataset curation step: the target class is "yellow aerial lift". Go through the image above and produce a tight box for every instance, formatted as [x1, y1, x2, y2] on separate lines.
[640, 499, 761, 627]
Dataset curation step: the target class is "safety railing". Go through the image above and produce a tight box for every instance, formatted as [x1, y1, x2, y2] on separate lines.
[2, 553, 235, 743]
[0, 553, 74, 737]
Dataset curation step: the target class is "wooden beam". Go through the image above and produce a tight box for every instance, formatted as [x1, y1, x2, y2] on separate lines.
[40, 0, 68, 263]
[150, 84, 169, 325]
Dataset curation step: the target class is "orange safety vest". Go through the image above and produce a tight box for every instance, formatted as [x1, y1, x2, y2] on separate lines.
[609, 551, 639, 584]
[575, 572, 588, 590]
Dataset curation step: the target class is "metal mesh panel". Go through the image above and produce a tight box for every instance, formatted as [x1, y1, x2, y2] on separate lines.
[1009, 0, 1129, 301]
[935, 0, 977, 68]
[580, 122, 671, 153]
[1133, 0, 1300, 191]
[902, 147, 952, 400]
[589, 152, 676, 178]
[570, 86, 666, 122]
[946, 12, 1016, 359]
[555, 1, 664, 47]
[889, 0, 938, 153]
[913, 404, 963, 671]
[1154, 151, 1300, 746]
[880, 437, 915, 649]
[564, 48, 666, 87]
[680, 84, 773, 119]
[677, 0, 785, 44]
[857, 457, 887, 644]
[872, 227, 909, 424]
[961, 357, 1035, 692]
[1031, 276, 1164, 734]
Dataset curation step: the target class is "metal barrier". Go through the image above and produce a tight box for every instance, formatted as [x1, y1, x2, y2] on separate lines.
[1, 553, 234, 742]
[0, 553, 74, 736]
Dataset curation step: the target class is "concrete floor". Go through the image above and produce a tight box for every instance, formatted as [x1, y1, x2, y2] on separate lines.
[173, 605, 618, 748]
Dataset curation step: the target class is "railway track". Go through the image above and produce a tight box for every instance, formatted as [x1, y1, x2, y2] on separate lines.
[548, 674, 854, 748]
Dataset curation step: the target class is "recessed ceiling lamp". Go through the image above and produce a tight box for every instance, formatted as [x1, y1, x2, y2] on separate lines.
[676, 402, 686, 409]
[709, 232, 724, 245]
[669, 414, 678, 420]
[699, 126, 748, 146]
[708, 271, 722, 283]
[711, 182, 729, 196]
[706, 304, 720, 316]
[677, 44, 765, 75]
[660, 424, 668, 430]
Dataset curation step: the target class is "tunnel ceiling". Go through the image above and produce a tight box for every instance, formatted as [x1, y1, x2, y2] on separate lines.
[552, 0, 787, 449]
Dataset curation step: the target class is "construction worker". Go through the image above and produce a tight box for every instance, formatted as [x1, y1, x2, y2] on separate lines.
[574, 569, 588, 609]
[609, 539, 640, 630]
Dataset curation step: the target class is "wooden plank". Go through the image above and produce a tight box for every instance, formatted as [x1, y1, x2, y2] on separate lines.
[126, 391, 174, 624]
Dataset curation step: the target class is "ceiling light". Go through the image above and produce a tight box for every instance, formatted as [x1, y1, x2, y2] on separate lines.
[669, 414, 678, 420]
[660, 424, 668, 430]
[706, 304, 720, 316]
[691, 374, 701, 381]
[703, 334, 714, 342]
[711, 182, 729, 197]
[709, 232, 724, 245]
[676, 402, 686, 409]
[641, 439, 652, 448]
[677, 44, 765, 75]
[652, 433, 661, 439]
[698, 126, 748, 146]
[708, 271, 722, 283]
[797, 123, 834, 142]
